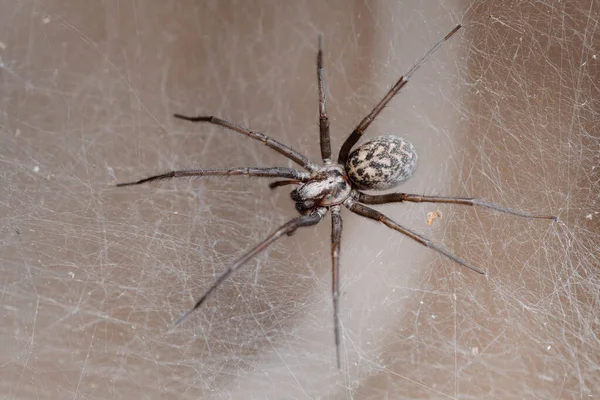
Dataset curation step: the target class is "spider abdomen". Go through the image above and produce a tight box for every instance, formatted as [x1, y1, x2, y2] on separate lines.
[345, 135, 417, 190]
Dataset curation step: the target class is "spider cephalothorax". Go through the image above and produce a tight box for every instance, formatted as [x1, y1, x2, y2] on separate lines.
[291, 165, 351, 214]
[117, 24, 556, 368]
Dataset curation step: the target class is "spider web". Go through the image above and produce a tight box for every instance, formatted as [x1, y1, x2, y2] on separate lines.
[1, 0, 598, 399]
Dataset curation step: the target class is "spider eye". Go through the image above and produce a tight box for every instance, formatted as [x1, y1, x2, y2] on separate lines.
[345, 135, 417, 190]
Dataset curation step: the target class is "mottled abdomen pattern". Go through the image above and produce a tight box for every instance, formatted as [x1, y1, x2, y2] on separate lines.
[345, 135, 417, 190]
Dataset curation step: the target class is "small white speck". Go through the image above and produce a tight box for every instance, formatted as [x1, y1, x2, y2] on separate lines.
[0, 42, 6, 50]
[471, 347, 479, 355]
[33, 166, 40, 173]
[15, 129, 21, 137]
[431, 314, 437, 319]
[106, 166, 115, 179]
[546, 345, 552, 351]
[586, 214, 593, 220]
[68, 271, 75, 279]
[42, 16, 51, 24]
[593, 54, 597, 60]
[174, 211, 178, 215]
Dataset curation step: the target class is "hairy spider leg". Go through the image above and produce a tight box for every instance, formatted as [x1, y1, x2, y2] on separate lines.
[347, 201, 486, 275]
[173, 208, 327, 327]
[357, 192, 558, 221]
[116, 167, 309, 187]
[338, 24, 462, 164]
[330, 205, 343, 369]
[317, 34, 332, 164]
[173, 114, 318, 172]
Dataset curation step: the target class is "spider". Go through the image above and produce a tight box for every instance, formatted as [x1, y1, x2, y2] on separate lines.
[117, 25, 557, 368]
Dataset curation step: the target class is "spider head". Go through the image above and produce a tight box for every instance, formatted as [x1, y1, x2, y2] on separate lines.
[345, 135, 418, 190]
[290, 165, 352, 214]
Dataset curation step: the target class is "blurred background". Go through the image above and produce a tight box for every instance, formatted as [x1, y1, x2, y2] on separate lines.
[1, 0, 598, 398]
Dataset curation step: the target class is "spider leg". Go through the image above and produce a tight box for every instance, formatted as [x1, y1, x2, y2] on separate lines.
[173, 114, 317, 171]
[317, 34, 332, 164]
[116, 167, 309, 187]
[347, 201, 486, 275]
[330, 205, 343, 369]
[173, 207, 327, 327]
[357, 192, 558, 221]
[338, 25, 462, 164]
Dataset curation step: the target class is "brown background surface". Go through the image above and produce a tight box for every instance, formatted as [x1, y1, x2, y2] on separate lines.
[1, 0, 598, 399]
